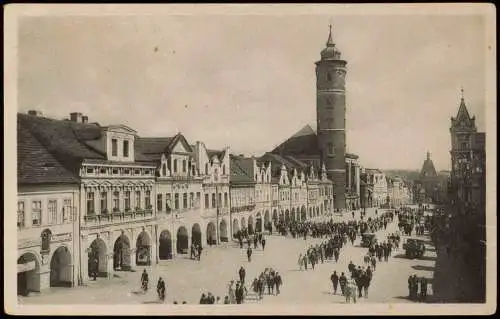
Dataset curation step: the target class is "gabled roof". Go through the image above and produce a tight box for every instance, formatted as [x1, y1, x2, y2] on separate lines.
[207, 149, 226, 162]
[17, 115, 80, 185]
[136, 133, 194, 162]
[229, 155, 255, 185]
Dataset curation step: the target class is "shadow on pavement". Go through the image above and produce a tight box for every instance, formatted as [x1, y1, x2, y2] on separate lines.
[411, 265, 435, 272]
[418, 255, 437, 261]
[393, 253, 408, 259]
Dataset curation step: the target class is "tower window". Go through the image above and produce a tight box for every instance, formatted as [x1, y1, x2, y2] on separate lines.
[327, 143, 334, 155]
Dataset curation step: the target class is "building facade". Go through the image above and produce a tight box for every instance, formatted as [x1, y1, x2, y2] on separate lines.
[17, 113, 81, 295]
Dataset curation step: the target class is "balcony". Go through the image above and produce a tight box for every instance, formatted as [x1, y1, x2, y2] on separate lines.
[83, 209, 154, 226]
[230, 205, 256, 214]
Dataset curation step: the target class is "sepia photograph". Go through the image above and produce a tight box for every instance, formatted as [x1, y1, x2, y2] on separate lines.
[4, 3, 496, 316]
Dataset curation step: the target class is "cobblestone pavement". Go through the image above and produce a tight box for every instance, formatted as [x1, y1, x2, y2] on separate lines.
[19, 207, 437, 305]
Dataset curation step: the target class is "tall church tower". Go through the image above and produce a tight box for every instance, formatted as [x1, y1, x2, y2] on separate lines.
[316, 24, 347, 210]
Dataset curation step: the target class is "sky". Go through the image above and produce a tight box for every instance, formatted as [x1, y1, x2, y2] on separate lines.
[17, 13, 488, 171]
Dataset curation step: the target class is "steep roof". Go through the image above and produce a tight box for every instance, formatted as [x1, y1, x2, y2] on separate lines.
[271, 126, 320, 156]
[207, 149, 226, 162]
[420, 152, 438, 179]
[17, 115, 80, 185]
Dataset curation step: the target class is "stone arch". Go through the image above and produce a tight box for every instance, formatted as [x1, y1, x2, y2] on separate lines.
[41, 228, 52, 252]
[158, 230, 172, 260]
[248, 215, 254, 235]
[207, 222, 216, 245]
[272, 209, 278, 222]
[240, 217, 246, 231]
[264, 210, 270, 225]
[279, 211, 284, 223]
[285, 209, 290, 223]
[17, 252, 40, 295]
[232, 218, 240, 237]
[50, 246, 72, 287]
[113, 232, 131, 271]
[192, 223, 202, 247]
[177, 226, 189, 254]
[136, 231, 151, 265]
[88, 237, 108, 278]
[301, 205, 307, 220]
[219, 219, 228, 242]
[255, 212, 262, 233]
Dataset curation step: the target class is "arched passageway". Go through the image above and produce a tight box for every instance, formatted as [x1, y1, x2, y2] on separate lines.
[113, 233, 131, 271]
[177, 226, 189, 254]
[232, 219, 240, 237]
[50, 246, 72, 287]
[88, 238, 108, 278]
[207, 222, 216, 245]
[158, 230, 172, 260]
[192, 224, 202, 247]
[219, 220, 228, 242]
[136, 231, 151, 265]
[248, 216, 254, 235]
[17, 253, 40, 296]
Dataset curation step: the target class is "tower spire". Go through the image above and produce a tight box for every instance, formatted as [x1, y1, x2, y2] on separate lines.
[326, 23, 334, 46]
[427, 151, 431, 160]
[460, 85, 465, 102]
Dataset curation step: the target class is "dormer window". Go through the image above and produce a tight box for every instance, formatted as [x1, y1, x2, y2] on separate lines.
[112, 139, 118, 156]
[87, 168, 94, 174]
[222, 165, 226, 175]
[112, 168, 119, 175]
[123, 140, 129, 158]
[135, 169, 141, 175]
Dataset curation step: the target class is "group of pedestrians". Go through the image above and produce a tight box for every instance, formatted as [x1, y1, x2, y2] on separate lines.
[297, 238, 343, 271]
[139, 269, 166, 302]
[251, 268, 283, 300]
[408, 274, 429, 302]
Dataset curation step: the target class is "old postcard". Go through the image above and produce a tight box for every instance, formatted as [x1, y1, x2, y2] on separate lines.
[4, 3, 496, 316]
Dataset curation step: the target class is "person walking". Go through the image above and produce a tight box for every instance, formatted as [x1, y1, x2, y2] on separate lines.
[141, 268, 149, 292]
[247, 246, 253, 262]
[274, 272, 282, 295]
[420, 277, 428, 302]
[261, 237, 266, 251]
[157, 277, 166, 302]
[239, 266, 246, 284]
[330, 271, 339, 295]
[339, 272, 347, 296]
[266, 271, 274, 295]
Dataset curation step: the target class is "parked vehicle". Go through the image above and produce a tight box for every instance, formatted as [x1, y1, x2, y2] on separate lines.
[402, 238, 426, 259]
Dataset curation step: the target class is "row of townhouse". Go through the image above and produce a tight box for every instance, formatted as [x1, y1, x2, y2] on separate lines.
[360, 169, 414, 209]
[16, 111, 333, 296]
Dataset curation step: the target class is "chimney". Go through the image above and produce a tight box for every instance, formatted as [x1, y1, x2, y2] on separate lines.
[82, 116, 89, 124]
[27, 110, 42, 116]
[239, 154, 244, 158]
[70, 112, 83, 123]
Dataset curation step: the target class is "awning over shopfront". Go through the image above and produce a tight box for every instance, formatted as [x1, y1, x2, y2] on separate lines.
[17, 261, 36, 273]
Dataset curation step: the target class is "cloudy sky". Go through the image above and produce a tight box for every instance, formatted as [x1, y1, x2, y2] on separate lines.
[17, 10, 488, 171]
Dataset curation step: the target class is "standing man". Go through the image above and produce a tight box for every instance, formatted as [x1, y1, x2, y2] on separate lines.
[330, 271, 339, 295]
[261, 237, 266, 251]
[420, 277, 428, 302]
[92, 257, 99, 281]
[239, 266, 246, 284]
[247, 246, 253, 262]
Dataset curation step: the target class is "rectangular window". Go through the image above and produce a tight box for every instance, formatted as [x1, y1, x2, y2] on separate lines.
[113, 191, 120, 211]
[190, 192, 194, 208]
[100, 192, 108, 212]
[205, 194, 209, 209]
[196, 192, 201, 208]
[112, 138, 118, 156]
[123, 140, 129, 157]
[157, 194, 163, 212]
[224, 193, 228, 207]
[218, 193, 222, 207]
[87, 192, 95, 214]
[183, 160, 187, 173]
[166, 193, 171, 212]
[145, 190, 151, 209]
[32, 200, 42, 226]
[174, 193, 179, 210]
[212, 193, 216, 208]
[17, 201, 25, 228]
[183, 193, 188, 209]
[63, 199, 72, 222]
[48, 199, 58, 224]
[135, 191, 141, 209]
[124, 191, 131, 210]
